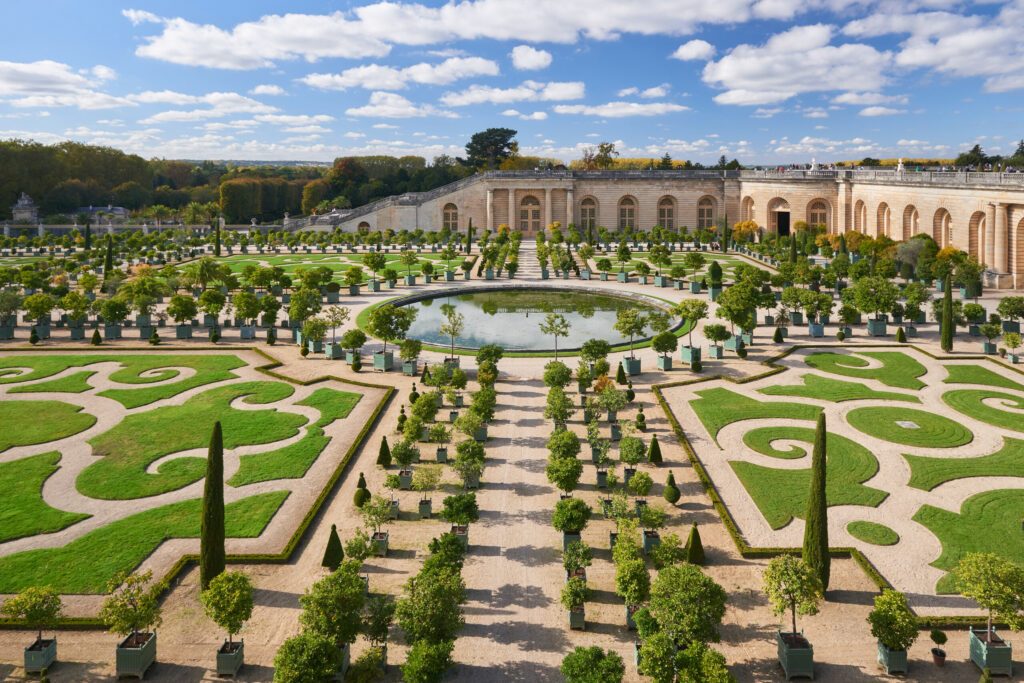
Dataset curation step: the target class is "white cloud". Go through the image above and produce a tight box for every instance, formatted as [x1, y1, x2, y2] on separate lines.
[122, 2, 808, 70]
[618, 84, 670, 98]
[0, 59, 131, 110]
[501, 109, 548, 120]
[671, 39, 716, 61]
[802, 107, 828, 119]
[344, 131, 366, 138]
[283, 125, 332, 134]
[346, 92, 458, 118]
[859, 106, 905, 116]
[702, 24, 891, 105]
[617, 87, 639, 97]
[299, 57, 499, 91]
[753, 107, 782, 118]
[510, 45, 553, 70]
[440, 80, 584, 106]
[832, 91, 908, 105]
[553, 101, 689, 117]
[250, 84, 285, 96]
[255, 114, 333, 125]
[372, 123, 399, 129]
[138, 92, 279, 123]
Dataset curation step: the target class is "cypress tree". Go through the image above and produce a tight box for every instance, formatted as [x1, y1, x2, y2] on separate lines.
[647, 434, 662, 465]
[663, 470, 680, 504]
[465, 217, 473, 255]
[103, 234, 114, 275]
[214, 220, 222, 257]
[686, 523, 705, 565]
[266, 327, 276, 345]
[322, 524, 344, 571]
[802, 412, 830, 591]
[84, 221, 92, 250]
[940, 273, 954, 352]
[838, 233, 847, 255]
[377, 436, 392, 467]
[789, 235, 797, 263]
[200, 421, 226, 589]
[616, 362, 627, 385]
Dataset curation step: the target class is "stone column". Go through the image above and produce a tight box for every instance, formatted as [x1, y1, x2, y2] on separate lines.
[566, 189, 574, 226]
[3, 225, 9, 237]
[995, 202, 1008, 273]
[37, 223, 44, 238]
[507, 188, 515, 231]
[544, 188, 552, 229]
[986, 204, 996, 267]
[486, 188, 494, 231]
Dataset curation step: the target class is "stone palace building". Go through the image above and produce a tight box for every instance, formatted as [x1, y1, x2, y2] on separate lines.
[298, 169, 1024, 289]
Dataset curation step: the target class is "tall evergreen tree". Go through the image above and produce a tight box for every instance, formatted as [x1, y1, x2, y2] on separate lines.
[789, 235, 798, 263]
[802, 412, 830, 591]
[322, 524, 344, 571]
[84, 221, 92, 251]
[200, 421, 226, 589]
[214, 219, 222, 257]
[465, 217, 473, 255]
[647, 434, 663, 465]
[686, 523, 705, 565]
[941, 274, 954, 352]
[377, 436, 392, 467]
[103, 234, 114, 275]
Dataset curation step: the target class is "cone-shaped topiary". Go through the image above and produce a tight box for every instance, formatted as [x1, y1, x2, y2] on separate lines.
[29, 327, 38, 345]
[377, 436, 392, 467]
[648, 434, 662, 465]
[686, 523, 704, 565]
[267, 327, 276, 345]
[941, 274, 954, 352]
[210, 328, 220, 344]
[354, 487, 370, 507]
[149, 329, 160, 346]
[616, 363, 627, 385]
[896, 326, 906, 343]
[200, 421, 226, 589]
[357, 472, 368, 490]
[322, 524, 344, 571]
[421, 364, 431, 383]
[91, 329, 102, 345]
[773, 327, 784, 343]
[802, 411, 830, 591]
[663, 470, 680, 504]
[635, 405, 646, 432]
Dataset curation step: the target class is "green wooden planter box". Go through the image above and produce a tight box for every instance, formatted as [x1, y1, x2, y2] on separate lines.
[402, 359, 418, 375]
[724, 336, 745, 352]
[405, 275, 416, 285]
[563, 531, 582, 552]
[451, 524, 469, 549]
[617, 272, 628, 283]
[970, 628, 1012, 676]
[622, 357, 641, 375]
[776, 631, 813, 681]
[399, 469, 413, 490]
[216, 640, 244, 677]
[680, 346, 701, 363]
[419, 499, 432, 519]
[876, 641, 907, 675]
[371, 531, 389, 556]
[116, 632, 157, 679]
[374, 351, 394, 371]
[708, 286, 722, 301]
[643, 530, 661, 554]
[436, 446, 448, 463]
[24, 638, 56, 674]
[657, 355, 673, 370]
[867, 319, 888, 337]
[707, 345, 723, 359]
[473, 426, 488, 442]
[568, 607, 586, 630]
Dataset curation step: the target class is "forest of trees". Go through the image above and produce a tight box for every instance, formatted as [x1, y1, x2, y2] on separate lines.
[0, 129, 742, 224]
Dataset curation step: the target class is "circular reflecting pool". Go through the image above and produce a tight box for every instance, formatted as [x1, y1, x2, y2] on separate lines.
[400, 287, 674, 351]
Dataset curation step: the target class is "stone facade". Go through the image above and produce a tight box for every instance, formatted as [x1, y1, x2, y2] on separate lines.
[301, 170, 1024, 288]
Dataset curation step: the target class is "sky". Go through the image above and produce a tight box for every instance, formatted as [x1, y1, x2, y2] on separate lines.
[1, 0, 1023, 165]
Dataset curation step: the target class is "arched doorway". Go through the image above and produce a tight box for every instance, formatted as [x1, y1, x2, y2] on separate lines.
[697, 196, 716, 230]
[968, 211, 987, 261]
[580, 197, 597, 241]
[854, 200, 866, 233]
[901, 205, 919, 240]
[618, 196, 636, 231]
[768, 198, 791, 236]
[741, 196, 755, 223]
[807, 199, 829, 230]
[520, 195, 541, 233]
[442, 203, 458, 231]
[876, 203, 891, 237]
[657, 196, 676, 230]
[933, 209, 951, 248]
[1014, 218, 1024, 287]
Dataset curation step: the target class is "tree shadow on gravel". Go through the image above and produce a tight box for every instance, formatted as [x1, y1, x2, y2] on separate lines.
[503, 544, 560, 567]
[491, 583, 552, 609]
[449, 661, 561, 682]
[251, 587, 299, 607]
[461, 620, 570, 652]
[484, 481, 550, 497]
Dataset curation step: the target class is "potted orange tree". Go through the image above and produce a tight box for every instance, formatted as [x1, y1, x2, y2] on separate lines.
[2, 587, 62, 675]
[201, 570, 254, 676]
[764, 555, 822, 681]
[868, 590, 918, 674]
[100, 570, 162, 679]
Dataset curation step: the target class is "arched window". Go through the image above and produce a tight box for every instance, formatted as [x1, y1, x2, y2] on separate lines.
[902, 205, 919, 240]
[808, 200, 828, 229]
[442, 203, 458, 231]
[741, 196, 755, 223]
[933, 209, 952, 248]
[618, 196, 636, 230]
[853, 200, 866, 233]
[357, 221, 371, 232]
[520, 195, 541, 232]
[697, 197, 715, 230]
[580, 197, 597, 232]
[657, 197, 675, 230]
[969, 211, 986, 261]
[876, 203, 891, 237]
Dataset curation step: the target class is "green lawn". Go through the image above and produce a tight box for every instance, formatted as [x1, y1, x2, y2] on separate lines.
[914, 489, 1024, 593]
[0, 354, 246, 408]
[743, 426, 817, 459]
[846, 406, 973, 448]
[0, 491, 288, 594]
[943, 389, 1024, 433]
[0, 452, 90, 543]
[8, 370, 96, 394]
[760, 374, 919, 403]
[944, 364, 1024, 391]
[847, 521, 900, 546]
[0, 400, 96, 452]
[905, 438, 1024, 491]
[804, 351, 927, 390]
[689, 387, 821, 444]
[79, 381, 306, 500]
[229, 387, 361, 487]
[730, 430, 888, 529]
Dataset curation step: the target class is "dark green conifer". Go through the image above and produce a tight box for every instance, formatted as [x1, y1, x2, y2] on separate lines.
[802, 412, 830, 591]
[200, 421, 226, 589]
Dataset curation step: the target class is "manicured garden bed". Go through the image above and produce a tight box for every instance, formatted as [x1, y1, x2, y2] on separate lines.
[846, 406, 973, 448]
[804, 351, 927, 390]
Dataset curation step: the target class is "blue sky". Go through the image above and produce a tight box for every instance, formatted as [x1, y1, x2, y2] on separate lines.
[1, 0, 1023, 164]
